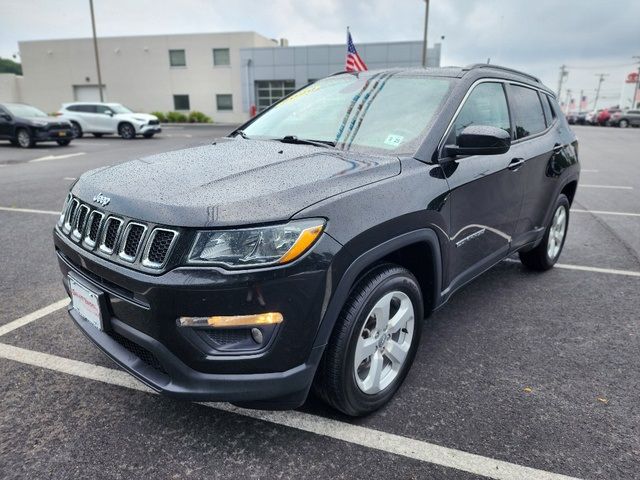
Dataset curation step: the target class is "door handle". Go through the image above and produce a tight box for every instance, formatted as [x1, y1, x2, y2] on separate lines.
[508, 158, 525, 171]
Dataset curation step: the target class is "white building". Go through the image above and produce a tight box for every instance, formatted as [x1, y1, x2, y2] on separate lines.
[4, 31, 441, 123]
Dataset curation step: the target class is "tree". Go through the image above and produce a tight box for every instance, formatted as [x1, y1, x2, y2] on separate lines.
[0, 57, 22, 75]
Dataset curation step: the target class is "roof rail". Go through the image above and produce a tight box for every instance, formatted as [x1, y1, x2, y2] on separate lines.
[464, 64, 541, 83]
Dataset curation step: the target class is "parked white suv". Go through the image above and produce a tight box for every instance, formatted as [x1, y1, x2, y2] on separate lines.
[57, 103, 161, 139]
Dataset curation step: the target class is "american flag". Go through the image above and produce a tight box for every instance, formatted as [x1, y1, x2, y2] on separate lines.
[345, 29, 367, 72]
[579, 95, 588, 110]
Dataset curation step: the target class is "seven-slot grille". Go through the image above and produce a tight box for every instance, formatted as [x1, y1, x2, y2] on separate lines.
[57, 196, 178, 270]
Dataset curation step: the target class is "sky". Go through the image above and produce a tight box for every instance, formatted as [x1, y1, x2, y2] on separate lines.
[1, 0, 639, 108]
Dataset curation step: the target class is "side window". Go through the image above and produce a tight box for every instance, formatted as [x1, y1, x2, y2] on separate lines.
[96, 105, 111, 114]
[447, 82, 510, 145]
[540, 92, 553, 126]
[509, 85, 546, 139]
[75, 105, 96, 113]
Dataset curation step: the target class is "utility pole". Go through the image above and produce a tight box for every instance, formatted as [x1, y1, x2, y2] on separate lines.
[593, 73, 608, 110]
[557, 64, 568, 98]
[89, 0, 104, 102]
[579, 89, 584, 111]
[633, 56, 640, 108]
[421, 0, 430, 67]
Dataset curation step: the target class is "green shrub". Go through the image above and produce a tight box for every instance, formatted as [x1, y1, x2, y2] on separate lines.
[188, 111, 212, 123]
[166, 111, 188, 123]
[150, 111, 167, 122]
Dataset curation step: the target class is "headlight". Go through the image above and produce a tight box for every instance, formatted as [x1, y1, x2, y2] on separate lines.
[188, 219, 325, 268]
[133, 117, 147, 122]
[32, 120, 49, 127]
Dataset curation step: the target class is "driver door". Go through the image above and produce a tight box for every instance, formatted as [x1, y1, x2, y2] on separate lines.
[94, 105, 116, 133]
[440, 81, 526, 289]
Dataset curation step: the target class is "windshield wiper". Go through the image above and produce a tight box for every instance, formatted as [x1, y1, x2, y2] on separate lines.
[278, 135, 336, 148]
[230, 129, 250, 139]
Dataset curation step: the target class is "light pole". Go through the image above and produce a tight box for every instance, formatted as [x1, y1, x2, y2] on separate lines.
[89, 0, 104, 102]
[421, 0, 430, 67]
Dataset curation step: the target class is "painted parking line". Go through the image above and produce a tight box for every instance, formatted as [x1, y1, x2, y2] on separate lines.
[0, 341, 582, 480]
[572, 208, 640, 218]
[0, 206, 59, 215]
[579, 184, 633, 190]
[580, 169, 599, 173]
[555, 263, 640, 278]
[0, 299, 68, 337]
[29, 152, 86, 163]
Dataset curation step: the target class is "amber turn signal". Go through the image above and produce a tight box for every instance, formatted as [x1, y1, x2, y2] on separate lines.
[178, 312, 284, 329]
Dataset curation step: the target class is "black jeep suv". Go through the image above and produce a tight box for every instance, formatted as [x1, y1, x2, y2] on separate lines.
[54, 65, 579, 416]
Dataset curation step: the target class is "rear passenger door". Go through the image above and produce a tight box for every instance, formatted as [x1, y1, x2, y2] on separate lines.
[507, 84, 565, 248]
[441, 81, 527, 288]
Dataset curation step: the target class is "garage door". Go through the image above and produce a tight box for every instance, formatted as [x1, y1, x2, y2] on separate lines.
[73, 85, 106, 102]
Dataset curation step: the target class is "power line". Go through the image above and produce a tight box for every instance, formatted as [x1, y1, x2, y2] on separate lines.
[565, 62, 637, 70]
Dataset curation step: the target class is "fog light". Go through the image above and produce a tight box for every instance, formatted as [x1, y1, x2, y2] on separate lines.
[251, 327, 264, 344]
[177, 312, 283, 328]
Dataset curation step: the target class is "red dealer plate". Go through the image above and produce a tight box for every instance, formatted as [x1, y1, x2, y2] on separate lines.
[69, 276, 103, 331]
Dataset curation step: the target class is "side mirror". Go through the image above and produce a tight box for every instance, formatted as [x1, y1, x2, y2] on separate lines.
[445, 125, 511, 157]
[105, 110, 114, 116]
[0, 113, 10, 121]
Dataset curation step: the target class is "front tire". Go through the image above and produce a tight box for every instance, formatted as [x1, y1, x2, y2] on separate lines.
[619, 119, 629, 128]
[143, 132, 155, 139]
[16, 128, 34, 148]
[519, 194, 570, 271]
[70, 122, 83, 138]
[118, 122, 135, 139]
[313, 264, 423, 416]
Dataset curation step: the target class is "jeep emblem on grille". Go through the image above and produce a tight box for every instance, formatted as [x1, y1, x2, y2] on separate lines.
[93, 193, 111, 207]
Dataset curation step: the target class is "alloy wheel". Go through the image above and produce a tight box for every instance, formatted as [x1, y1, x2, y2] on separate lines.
[354, 290, 415, 395]
[547, 205, 567, 260]
[17, 130, 31, 148]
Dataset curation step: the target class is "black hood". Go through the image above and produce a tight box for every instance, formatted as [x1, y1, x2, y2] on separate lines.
[72, 138, 400, 227]
[17, 116, 70, 127]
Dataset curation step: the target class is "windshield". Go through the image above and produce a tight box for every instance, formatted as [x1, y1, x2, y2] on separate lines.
[243, 73, 453, 154]
[109, 104, 133, 114]
[5, 104, 48, 118]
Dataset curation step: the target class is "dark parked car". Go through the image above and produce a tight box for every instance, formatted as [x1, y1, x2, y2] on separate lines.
[0, 102, 74, 148]
[609, 109, 640, 127]
[53, 65, 579, 416]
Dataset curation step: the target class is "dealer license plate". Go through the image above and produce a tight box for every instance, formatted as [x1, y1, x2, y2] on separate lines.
[69, 276, 103, 330]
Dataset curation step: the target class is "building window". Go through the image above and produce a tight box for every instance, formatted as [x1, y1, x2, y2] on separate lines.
[216, 94, 233, 111]
[169, 49, 186, 67]
[213, 48, 230, 66]
[255, 80, 295, 112]
[173, 94, 190, 110]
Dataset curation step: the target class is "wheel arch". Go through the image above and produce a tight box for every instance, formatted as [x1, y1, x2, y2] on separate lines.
[312, 229, 442, 349]
[561, 180, 578, 205]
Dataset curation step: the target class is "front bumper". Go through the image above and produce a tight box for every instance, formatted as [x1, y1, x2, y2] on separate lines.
[138, 124, 162, 135]
[35, 128, 73, 141]
[54, 227, 341, 407]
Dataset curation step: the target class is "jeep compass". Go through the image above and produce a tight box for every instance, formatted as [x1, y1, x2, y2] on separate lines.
[53, 65, 579, 416]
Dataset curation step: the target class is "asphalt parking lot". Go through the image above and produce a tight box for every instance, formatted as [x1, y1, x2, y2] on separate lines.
[0, 125, 638, 480]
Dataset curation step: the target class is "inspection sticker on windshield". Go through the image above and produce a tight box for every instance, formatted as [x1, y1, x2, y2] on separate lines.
[384, 134, 404, 147]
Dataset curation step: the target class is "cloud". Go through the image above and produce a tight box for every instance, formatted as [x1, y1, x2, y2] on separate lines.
[1, 0, 637, 105]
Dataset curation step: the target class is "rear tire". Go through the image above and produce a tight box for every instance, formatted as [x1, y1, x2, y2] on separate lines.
[313, 264, 423, 416]
[56, 139, 71, 146]
[619, 119, 629, 128]
[519, 194, 570, 271]
[118, 122, 135, 139]
[70, 122, 83, 139]
[16, 128, 34, 148]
